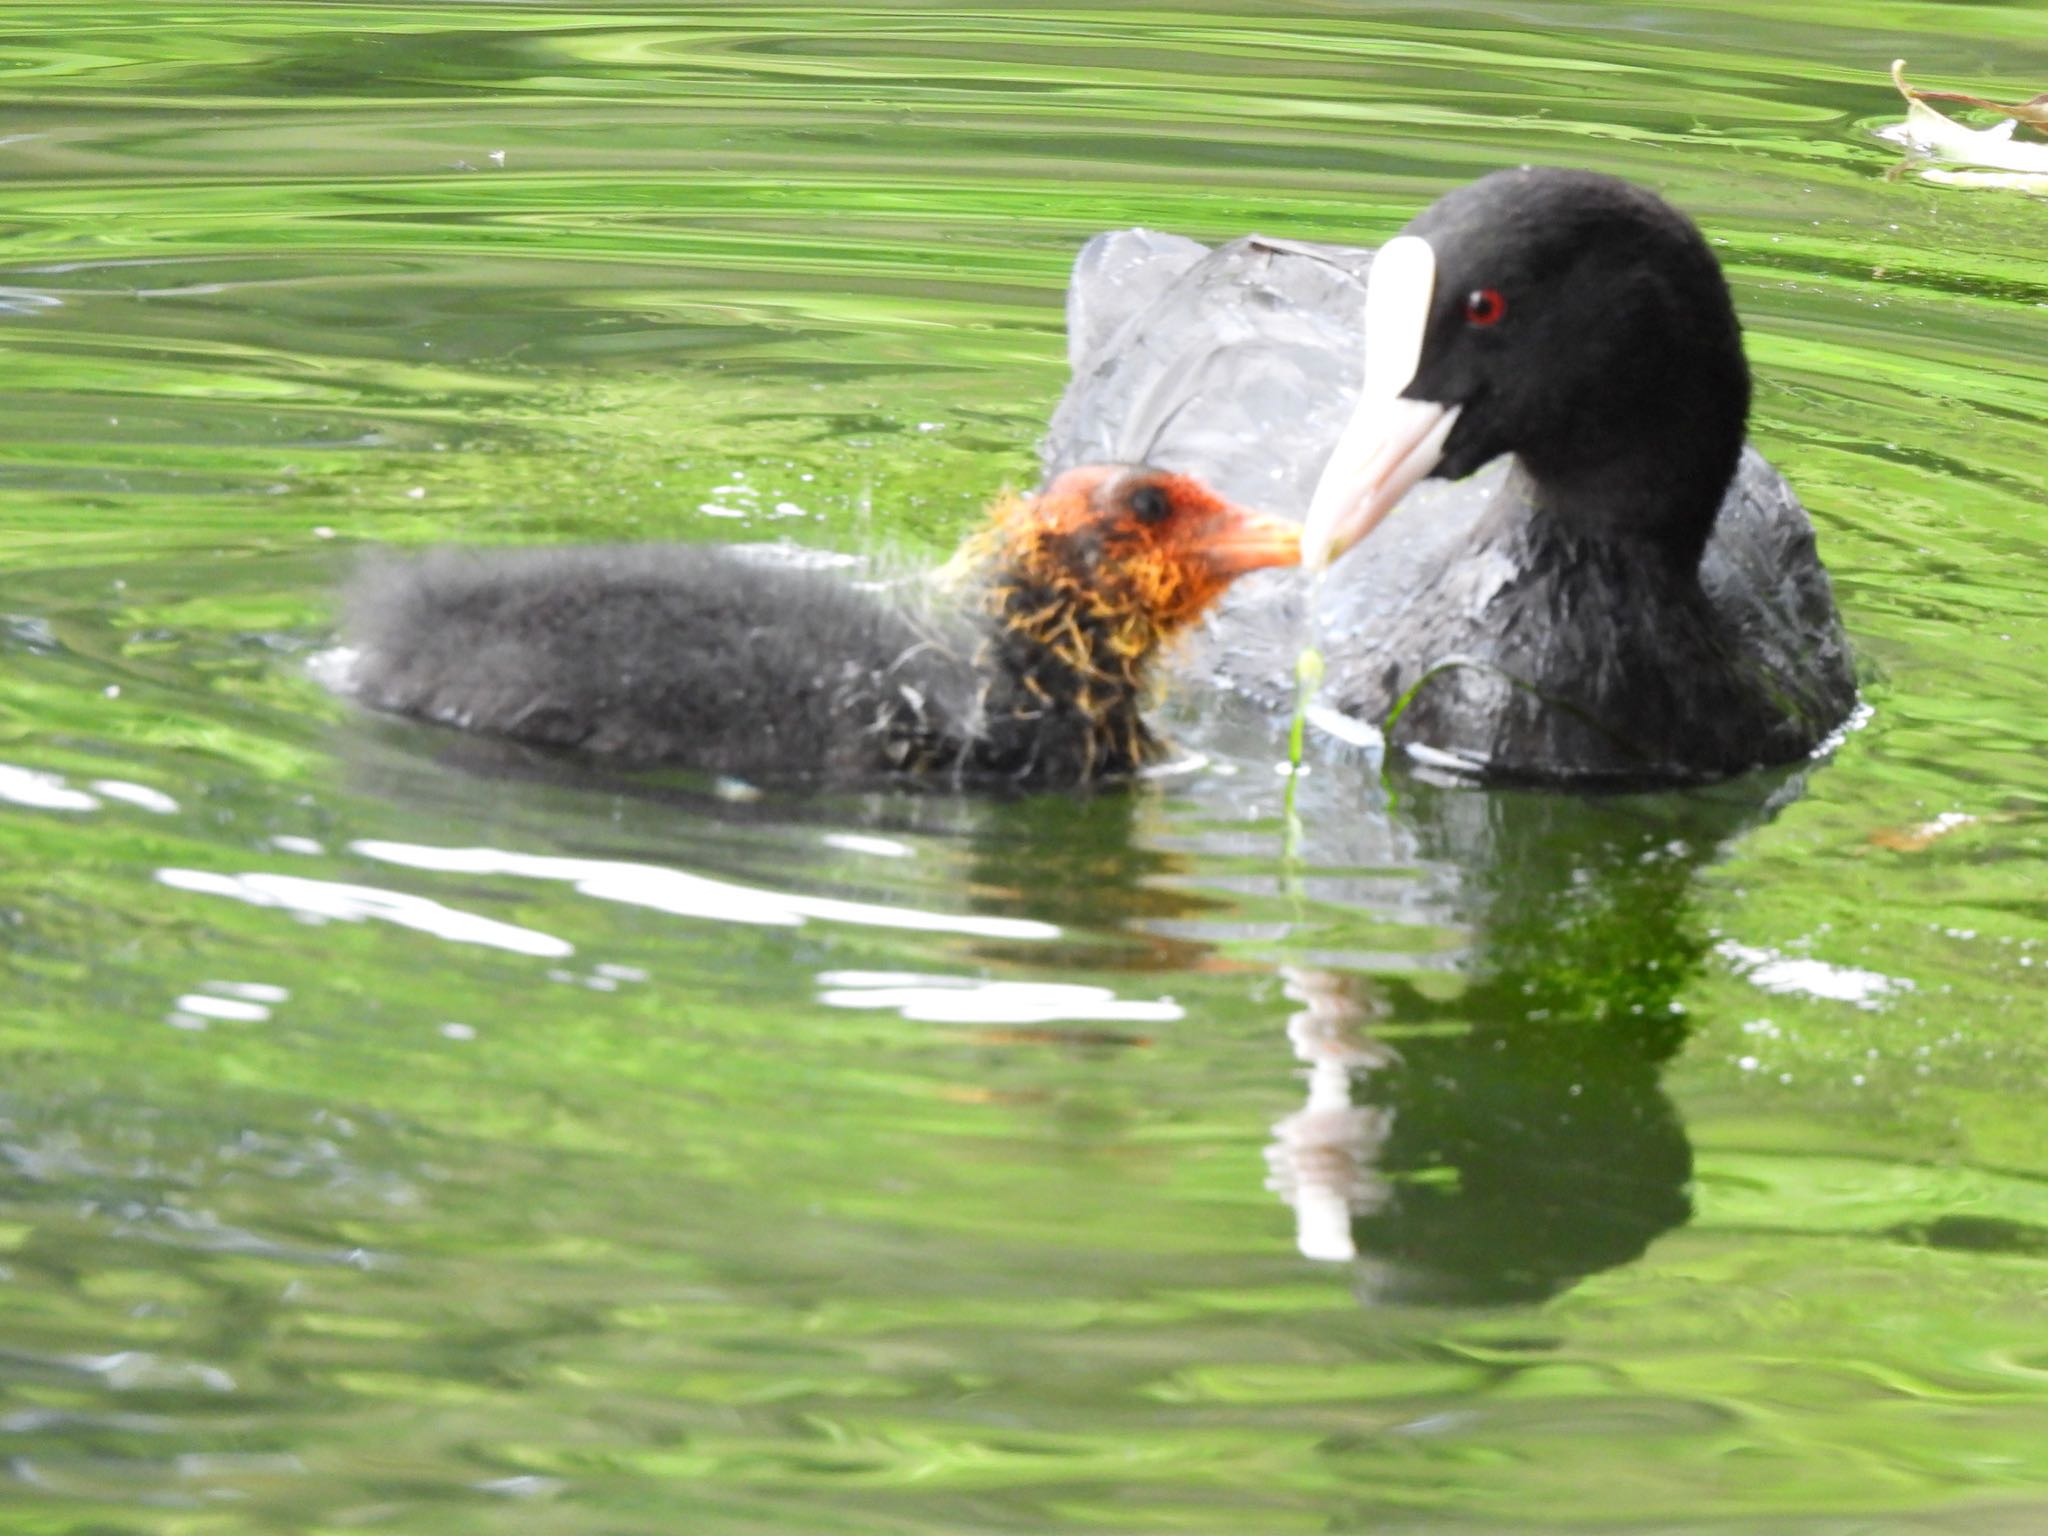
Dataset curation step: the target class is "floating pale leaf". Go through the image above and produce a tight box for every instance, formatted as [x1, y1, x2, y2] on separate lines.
[1878, 60, 2048, 193]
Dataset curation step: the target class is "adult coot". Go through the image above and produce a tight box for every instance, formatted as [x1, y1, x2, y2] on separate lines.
[1043, 168, 1857, 785]
[337, 465, 1299, 790]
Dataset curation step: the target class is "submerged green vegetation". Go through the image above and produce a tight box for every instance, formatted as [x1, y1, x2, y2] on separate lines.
[0, 4, 2043, 1532]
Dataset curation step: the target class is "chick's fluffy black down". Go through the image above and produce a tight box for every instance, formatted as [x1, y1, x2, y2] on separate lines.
[343, 545, 984, 782]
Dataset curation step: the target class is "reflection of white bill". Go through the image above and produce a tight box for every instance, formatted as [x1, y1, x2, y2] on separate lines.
[1263, 967, 1397, 1264]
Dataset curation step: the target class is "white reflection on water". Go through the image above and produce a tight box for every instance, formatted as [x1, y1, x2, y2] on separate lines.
[172, 994, 272, 1023]
[816, 969, 1180, 1024]
[351, 840, 1057, 942]
[156, 868, 573, 958]
[1717, 940, 1914, 1010]
[0, 763, 180, 815]
[0, 763, 100, 812]
[207, 981, 290, 1004]
[89, 779, 179, 814]
[166, 980, 290, 1030]
[0, 285, 61, 315]
[820, 831, 913, 859]
[67, 1351, 235, 1395]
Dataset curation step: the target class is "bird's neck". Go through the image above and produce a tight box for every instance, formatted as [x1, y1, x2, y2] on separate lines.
[1503, 449, 1724, 581]
[963, 555, 1163, 785]
[1512, 336, 1746, 577]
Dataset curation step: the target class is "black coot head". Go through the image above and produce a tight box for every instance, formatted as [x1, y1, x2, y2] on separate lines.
[1305, 169, 1752, 572]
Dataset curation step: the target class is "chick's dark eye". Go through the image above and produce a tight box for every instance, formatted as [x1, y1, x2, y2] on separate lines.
[1129, 483, 1171, 525]
[1463, 287, 1508, 327]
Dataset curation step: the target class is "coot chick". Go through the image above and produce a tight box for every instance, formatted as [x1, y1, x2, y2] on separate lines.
[1044, 168, 1857, 786]
[338, 465, 1300, 789]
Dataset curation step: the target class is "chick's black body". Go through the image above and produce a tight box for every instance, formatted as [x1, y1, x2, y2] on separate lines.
[1044, 169, 1858, 785]
[346, 545, 983, 782]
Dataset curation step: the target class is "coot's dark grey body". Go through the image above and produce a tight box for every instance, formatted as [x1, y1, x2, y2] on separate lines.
[1042, 173, 1857, 785]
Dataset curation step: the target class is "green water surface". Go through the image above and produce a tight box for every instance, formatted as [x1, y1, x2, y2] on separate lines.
[1, 3, 2044, 1532]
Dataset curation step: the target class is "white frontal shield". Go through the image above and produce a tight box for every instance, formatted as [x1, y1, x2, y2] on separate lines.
[1302, 234, 1461, 569]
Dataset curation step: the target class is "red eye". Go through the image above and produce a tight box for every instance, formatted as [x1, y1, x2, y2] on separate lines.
[1463, 287, 1508, 327]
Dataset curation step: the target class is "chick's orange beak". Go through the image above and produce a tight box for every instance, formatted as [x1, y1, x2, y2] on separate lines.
[1183, 500, 1303, 580]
